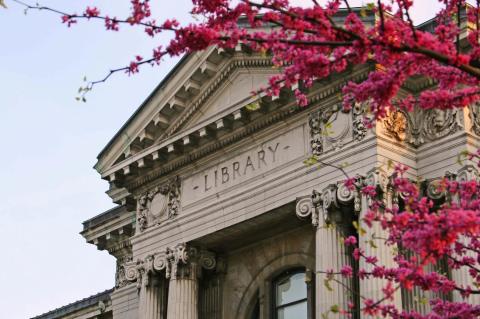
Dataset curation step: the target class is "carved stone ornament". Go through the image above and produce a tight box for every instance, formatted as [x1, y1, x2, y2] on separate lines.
[456, 165, 480, 183]
[115, 256, 133, 288]
[422, 109, 460, 141]
[308, 110, 323, 156]
[425, 179, 446, 201]
[122, 244, 216, 290]
[295, 177, 363, 227]
[136, 177, 181, 232]
[469, 102, 480, 136]
[383, 110, 408, 141]
[323, 104, 351, 150]
[352, 102, 368, 141]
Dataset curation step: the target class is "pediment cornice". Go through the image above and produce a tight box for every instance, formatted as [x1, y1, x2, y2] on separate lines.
[95, 47, 275, 176]
[103, 66, 371, 196]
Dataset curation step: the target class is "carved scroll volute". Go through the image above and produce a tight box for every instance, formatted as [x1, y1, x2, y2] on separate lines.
[199, 249, 217, 270]
[153, 252, 167, 273]
[295, 191, 320, 227]
[425, 179, 446, 202]
[124, 259, 141, 282]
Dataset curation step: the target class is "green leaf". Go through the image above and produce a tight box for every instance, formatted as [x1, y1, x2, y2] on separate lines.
[340, 162, 350, 168]
[303, 156, 318, 166]
[457, 150, 469, 165]
[330, 305, 339, 314]
[387, 159, 394, 170]
[245, 101, 260, 111]
[324, 279, 333, 292]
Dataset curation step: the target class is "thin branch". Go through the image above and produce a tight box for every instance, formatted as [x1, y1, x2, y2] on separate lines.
[12, 0, 173, 32]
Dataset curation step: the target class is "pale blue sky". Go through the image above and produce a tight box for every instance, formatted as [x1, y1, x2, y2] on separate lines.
[0, 1, 441, 318]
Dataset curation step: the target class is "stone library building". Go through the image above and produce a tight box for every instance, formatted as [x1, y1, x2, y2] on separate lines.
[32, 13, 480, 319]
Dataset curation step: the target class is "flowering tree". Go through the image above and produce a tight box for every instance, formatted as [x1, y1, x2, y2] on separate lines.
[6, 0, 480, 317]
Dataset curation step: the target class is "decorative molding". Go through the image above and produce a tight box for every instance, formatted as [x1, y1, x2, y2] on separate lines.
[136, 177, 181, 232]
[352, 102, 368, 142]
[308, 110, 323, 156]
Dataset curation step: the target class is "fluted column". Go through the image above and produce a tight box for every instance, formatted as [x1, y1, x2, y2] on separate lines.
[296, 183, 356, 319]
[153, 243, 216, 319]
[359, 169, 402, 315]
[124, 256, 168, 319]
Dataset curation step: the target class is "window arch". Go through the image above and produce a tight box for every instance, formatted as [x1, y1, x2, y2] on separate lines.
[272, 269, 309, 319]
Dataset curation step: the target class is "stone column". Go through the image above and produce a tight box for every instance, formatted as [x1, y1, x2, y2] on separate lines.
[296, 184, 355, 319]
[359, 169, 402, 313]
[125, 256, 168, 319]
[154, 243, 216, 319]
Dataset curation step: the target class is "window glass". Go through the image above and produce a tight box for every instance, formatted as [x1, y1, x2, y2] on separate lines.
[274, 270, 308, 319]
[277, 300, 307, 319]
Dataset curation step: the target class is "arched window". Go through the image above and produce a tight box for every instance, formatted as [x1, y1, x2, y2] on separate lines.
[273, 270, 308, 319]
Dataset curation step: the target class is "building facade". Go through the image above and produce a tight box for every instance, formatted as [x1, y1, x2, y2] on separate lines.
[33, 20, 480, 319]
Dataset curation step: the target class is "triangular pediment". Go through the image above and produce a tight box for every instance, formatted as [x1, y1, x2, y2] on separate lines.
[95, 47, 276, 180]
[179, 71, 276, 132]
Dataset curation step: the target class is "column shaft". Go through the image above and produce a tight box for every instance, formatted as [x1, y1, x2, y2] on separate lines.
[316, 225, 351, 318]
[359, 195, 402, 316]
[166, 264, 199, 319]
[139, 276, 167, 319]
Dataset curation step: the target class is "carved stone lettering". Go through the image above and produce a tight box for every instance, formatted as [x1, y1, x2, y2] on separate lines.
[183, 126, 305, 206]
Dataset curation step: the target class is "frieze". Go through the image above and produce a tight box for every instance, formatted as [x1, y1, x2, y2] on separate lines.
[136, 177, 181, 233]
[182, 125, 305, 207]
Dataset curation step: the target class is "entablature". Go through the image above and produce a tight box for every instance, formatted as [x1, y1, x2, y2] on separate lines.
[81, 205, 135, 258]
